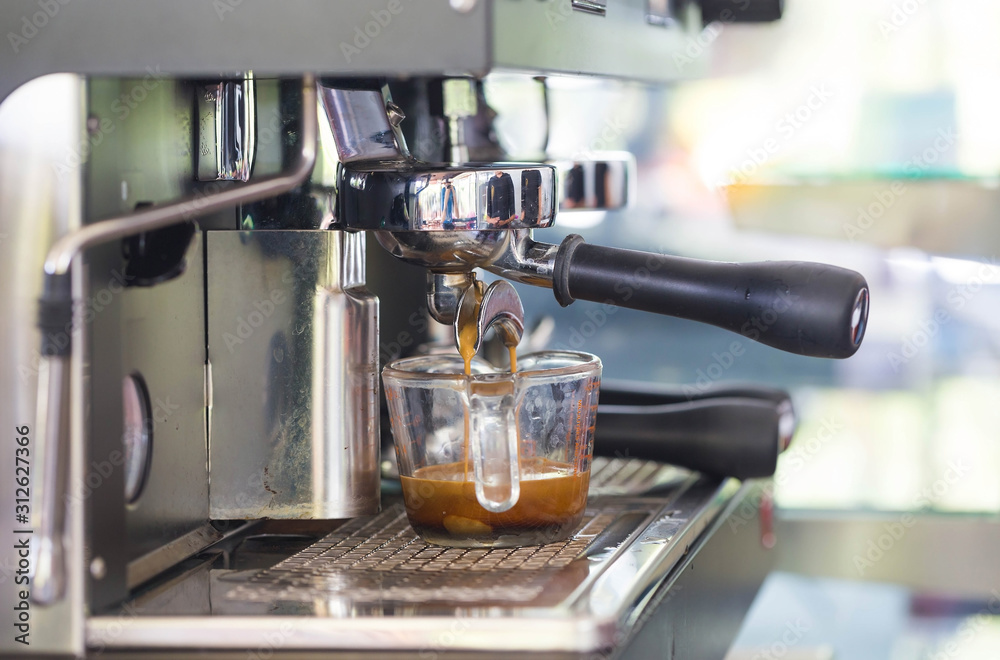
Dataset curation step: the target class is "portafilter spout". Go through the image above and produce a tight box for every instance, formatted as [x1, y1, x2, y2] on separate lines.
[455, 279, 525, 357]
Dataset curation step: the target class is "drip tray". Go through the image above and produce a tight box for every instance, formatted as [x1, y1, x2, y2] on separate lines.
[88, 476, 743, 656]
[224, 507, 616, 608]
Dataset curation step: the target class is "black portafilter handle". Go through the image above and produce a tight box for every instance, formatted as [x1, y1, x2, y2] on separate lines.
[594, 383, 796, 480]
[596, 398, 783, 479]
[552, 235, 869, 359]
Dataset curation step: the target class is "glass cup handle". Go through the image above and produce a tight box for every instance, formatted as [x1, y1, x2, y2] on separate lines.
[467, 382, 520, 513]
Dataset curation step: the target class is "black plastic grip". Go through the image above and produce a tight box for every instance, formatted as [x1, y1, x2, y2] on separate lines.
[553, 235, 869, 359]
[595, 398, 782, 479]
[699, 0, 783, 24]
[37, 272, 73, 358]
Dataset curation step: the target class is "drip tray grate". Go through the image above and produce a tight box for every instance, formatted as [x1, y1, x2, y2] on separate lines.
[224, 504, 621, 605]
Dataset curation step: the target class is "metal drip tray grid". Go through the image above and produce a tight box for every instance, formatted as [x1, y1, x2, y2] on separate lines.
[88, 476, 743, 654]
[588, 456, 689, 496]
[224, 506, 618, 606]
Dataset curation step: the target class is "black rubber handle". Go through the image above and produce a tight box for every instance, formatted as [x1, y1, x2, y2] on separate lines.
[595, 397, 783, 479]
[553, 235, 869, 359]
[699, 0, 783, 24]
[599, 379, 792, 409]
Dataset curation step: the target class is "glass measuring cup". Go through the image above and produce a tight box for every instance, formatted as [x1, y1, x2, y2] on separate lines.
[382, 351, 602, 548]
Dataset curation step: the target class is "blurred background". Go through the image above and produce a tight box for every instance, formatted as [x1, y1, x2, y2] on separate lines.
[483, 0, 1000, 656]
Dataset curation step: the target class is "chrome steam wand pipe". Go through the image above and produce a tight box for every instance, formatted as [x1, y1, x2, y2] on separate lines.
[31, 75, 318, 606]
[45, 76, 317, 276]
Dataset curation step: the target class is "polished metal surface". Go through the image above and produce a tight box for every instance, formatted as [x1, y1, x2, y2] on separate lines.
[375, 227, 513, 271]
[619, 480, 775, 660]
[554, 153, 634, 212]
[427, 271, 477, 325]
[44, 75, 316, 276]
[88, 476, 745, 655]
[207, 230, 380, 520]
[119, 231, 210, 567]
[572, 0, 608, 17]
[320, 86, 409, 166]
[127, 524, 222, 589]
[30, 355, 70, 605]
[0, 73, 87, 657]
[339, 164, 557, 232]
[27, 80, 317, 590]
[455, 279, 525, 354]
[0, 1, 708, 105]
[196, 77, 257, 182]
[444, 78, 478, 163]
[493, 0, 706, 81]
[77, 77, 223, 614]
[587, 456, 690, 496]
[225, 505, 613, 605]
[484, 229, 561, 287]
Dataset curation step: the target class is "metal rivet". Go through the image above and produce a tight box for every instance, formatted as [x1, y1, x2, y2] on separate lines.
[90, 556, 107, 580]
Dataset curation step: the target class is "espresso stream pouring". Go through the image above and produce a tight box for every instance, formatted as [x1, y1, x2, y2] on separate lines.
[455, 278, 527, 514]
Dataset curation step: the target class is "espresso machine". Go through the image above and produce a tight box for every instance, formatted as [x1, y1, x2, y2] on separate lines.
[0, 1, 869, 657]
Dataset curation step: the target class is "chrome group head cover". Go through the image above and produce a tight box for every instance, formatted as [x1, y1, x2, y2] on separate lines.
[338, 164, 557, 232]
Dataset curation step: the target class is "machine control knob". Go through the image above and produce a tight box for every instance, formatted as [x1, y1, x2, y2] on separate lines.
[698, 0, 783, 23]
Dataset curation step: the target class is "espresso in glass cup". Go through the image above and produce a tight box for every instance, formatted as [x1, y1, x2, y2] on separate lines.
[382, 351, 601, 548]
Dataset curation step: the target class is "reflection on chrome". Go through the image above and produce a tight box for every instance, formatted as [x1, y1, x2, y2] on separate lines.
[339, 165, 557, 232]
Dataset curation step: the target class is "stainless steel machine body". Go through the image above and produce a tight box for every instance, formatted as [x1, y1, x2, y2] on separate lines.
[207, 229, 380, 520]
[0, 2, 788, 657]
